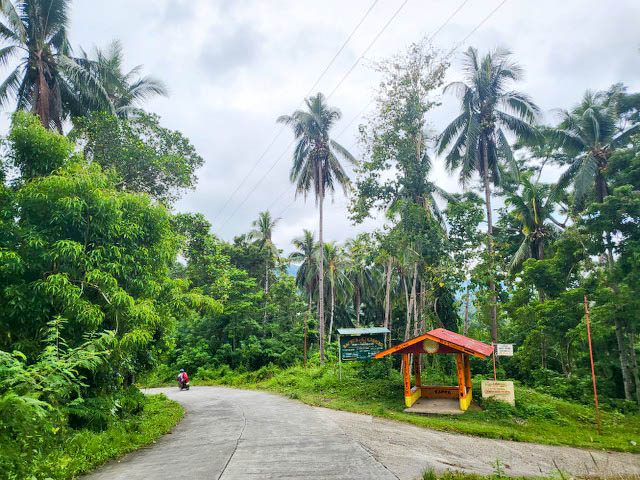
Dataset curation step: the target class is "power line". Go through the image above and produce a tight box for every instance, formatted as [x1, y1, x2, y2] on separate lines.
[327, 0, 410, 99]
[212, 0, 380, 225]
[218, 0, 410, 231]
[276, 0, 511, 221]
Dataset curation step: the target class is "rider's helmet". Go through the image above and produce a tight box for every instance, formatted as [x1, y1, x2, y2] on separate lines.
[179, 368, 185, 372]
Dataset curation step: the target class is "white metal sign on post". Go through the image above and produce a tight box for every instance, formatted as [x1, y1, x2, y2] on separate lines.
[495, 344, 514, 356]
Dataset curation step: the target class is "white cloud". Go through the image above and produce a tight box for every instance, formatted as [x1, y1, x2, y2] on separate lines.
[2, 0, 639, 255]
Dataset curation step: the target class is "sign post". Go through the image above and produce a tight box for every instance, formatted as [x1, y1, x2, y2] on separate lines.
[492, 344, 513, 380]
[337, 328, 390, 382]
[584, 295, 601, 434]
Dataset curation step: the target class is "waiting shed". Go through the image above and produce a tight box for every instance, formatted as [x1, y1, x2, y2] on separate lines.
[374, 328, 493, 412]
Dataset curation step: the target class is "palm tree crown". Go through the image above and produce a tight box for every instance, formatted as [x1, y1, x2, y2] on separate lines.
[437, 47, 540, 185]
[0, 0, 109, 130]
[277, 93, 355, 200]
[555, 89, 640, 203]
[77, 40, 168, 118]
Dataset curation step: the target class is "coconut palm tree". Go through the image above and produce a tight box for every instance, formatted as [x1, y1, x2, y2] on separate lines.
[555, 89, 639, 204]
[345, 239, 374, 327]
[290, 230, 318, 303]
[323, 242, 351, 343]
[437, 47, 540, 343]
[0, 0, 110, 131]
[554, 88, 639, 402]
[504, 173, 558, 274]
[278, 93, 355, 362]
[248, 210, 281, 299]
[76, 40, 167, 118]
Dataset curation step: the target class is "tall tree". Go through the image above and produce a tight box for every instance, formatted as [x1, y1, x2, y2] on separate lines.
[248, 210, 280, 299]
[437, 47, 539, 343]
[278, 93, 355, 363]
[554, 89, 640, 400]
[323, 242, 350, 342]
[0, 0, 110, 130]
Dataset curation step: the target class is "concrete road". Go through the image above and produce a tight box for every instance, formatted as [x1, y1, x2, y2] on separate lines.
[84, 386, 640, 480]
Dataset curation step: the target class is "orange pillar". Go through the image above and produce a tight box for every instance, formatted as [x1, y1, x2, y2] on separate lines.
[414, 353, 421, 387]
[402, 353, 410, 398]
[455, 353, 466, 396]
[464, 354, 471, 390]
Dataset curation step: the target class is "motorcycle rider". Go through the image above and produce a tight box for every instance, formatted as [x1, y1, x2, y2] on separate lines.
[177, 368, 189, 389]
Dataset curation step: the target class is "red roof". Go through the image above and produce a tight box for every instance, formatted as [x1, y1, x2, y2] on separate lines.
[374, 328, 494, 359]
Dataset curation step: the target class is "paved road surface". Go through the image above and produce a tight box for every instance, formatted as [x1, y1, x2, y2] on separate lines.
[84, 386, 640, 480]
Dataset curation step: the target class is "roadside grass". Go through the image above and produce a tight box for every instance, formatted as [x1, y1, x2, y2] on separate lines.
[24, 393, 183, 480]
[144, 361, 640, 454]
[422, 470, 640, 480]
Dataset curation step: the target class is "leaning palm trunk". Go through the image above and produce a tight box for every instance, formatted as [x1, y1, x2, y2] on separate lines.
[318, 168, 325, 363]
[482, 141, 498, 344]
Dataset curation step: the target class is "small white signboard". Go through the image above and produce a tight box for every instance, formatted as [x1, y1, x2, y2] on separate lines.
[495, 344, 514, 356]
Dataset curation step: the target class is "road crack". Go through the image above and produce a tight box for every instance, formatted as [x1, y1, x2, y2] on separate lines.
[216, 403, 247, 480]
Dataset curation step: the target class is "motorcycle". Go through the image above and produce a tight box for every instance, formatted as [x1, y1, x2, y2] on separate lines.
[178, 380, 190, 391]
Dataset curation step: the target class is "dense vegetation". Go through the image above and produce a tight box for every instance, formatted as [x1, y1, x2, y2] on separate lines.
[0, 0, 639, 477]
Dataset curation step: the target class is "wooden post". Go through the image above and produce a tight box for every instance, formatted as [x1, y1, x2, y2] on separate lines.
[584, 295, 601, 434]
[402, 353, 411, 398]
[303, 310, 308, 368]
[492, 346, 497, 381]
[338, 335, 342, 381]
[414, 353, 421, 387]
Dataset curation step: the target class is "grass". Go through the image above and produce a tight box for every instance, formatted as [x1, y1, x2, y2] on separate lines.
[25, 393, 183, 480]
[421, 469, 640, 480]
[154, 361, 640, 454]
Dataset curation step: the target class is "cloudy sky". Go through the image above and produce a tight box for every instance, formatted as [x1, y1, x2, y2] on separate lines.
[20, 1, 640, 252]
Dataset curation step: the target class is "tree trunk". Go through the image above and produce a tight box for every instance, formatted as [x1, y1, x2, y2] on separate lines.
[355, 286, 361, 327]
[328, 279, 335, 343]
[36, 61, 50, 129]
[614, 316, 634, 401]
[384, 258, 392, 329]
[420, 280, 426, 333]
[482, 139, 498, 344]
[463, 289, 470, 336]
[411, 264, 418, 337]
[403, 275, 412, 341]
[629, 324, 640, 404]
[318, 168, 325, 364]
[263, 258, 269, 321]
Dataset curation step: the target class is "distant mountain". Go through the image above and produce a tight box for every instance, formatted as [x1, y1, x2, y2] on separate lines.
[286, 264, 299, 277]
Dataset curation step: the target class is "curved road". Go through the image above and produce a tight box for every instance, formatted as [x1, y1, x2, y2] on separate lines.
[85, 387, 640, 480]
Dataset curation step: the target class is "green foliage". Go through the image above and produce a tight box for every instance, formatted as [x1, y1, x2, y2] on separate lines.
[71, 111, 204, 204]
[8, 111, 76, 180]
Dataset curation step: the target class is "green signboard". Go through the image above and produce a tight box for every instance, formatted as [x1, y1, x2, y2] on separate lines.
[339, 333, 386, 361]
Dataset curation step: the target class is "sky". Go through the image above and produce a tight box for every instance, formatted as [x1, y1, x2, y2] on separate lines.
[7, 0, 640, 254]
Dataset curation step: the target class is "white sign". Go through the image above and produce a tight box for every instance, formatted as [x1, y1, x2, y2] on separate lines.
[481, 380, 515, 405]
[495, 344, 514, 356]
